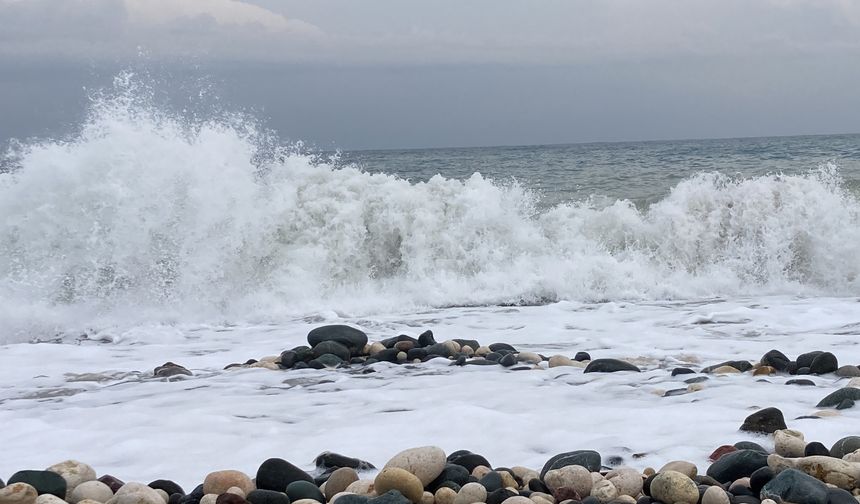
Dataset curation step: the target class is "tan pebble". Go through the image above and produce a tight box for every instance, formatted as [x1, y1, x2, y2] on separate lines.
[420, 491, 434, 504]
[433, 487, 456, 504]
[384, 446, 447, 487]
[199, 495, 217, 504]
[589, 479, 618, 503]
[70, 481, 114, 504]
[461, 346, 475, 356]
[369, 342, 385, 355]
[471, 466, 491, 479]
[517, 352, 542, 364]
[250, 361, 279, 370]
[590, 472, 605, 483]
[612, 497, 636, 504]
[0, 483, 39, 504]
[842, 449, 860, 463]
[658, 461, 697, 479]
[530, 496, 553, 504]
[500, 498, 532, 504]
[528, 492, 554, 503]
[686, 383, 705, 392]
[225, 488, 245, 499]
[78, 499, 104, 504]
[258, 355, 279, 363]
[499, 471, 518, 490]
[767, 454, 859, 490]
[774, 429, 805, 458]
[761, 500, 777, 504]
[605, 468, 642, 497]
[292, 500, 322, 504]
[815, 410, 841, 417]
[453, 483, 487, 504]
[701, 485, 730, 504]
[712, 365, 741, 374]
[651, 389, 666, 396]
[643, 468, 655, 477]
[329, 493, 357, 504]
[543, 466, 593, 497]
[649, 471, 698, 504]
[548, 355, 574, 367]
[35, 495, 67, 504]
[441, 341, 460, 355]
[846, 377, 860, 388]
[511, 467, 539, 486]
[753, 366, 775, 376]
[324, 468, 360, 501]
[111, 484, 171, 504]
[475, 346, 491, 356]
[374, 468, 423, 504]
[202, 471, 254, 496]
[46, 460, 97, 495]
[344, 480, 375, 496]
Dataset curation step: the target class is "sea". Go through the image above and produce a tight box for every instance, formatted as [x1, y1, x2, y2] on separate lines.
[1, 76, 859, 487]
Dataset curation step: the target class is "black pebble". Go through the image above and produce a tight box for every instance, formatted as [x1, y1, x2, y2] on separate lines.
[760, 349, 791, 371]
[785, 379, 816, 386]
[179, 485, 205, 504]
[150, 480, 185, 496]
[485, 488, 517, 504]
[796, 351, 823, 369]
[489, 342, 517, 352]
[478, 471, 503, 492]
[428, 464, 471, 491]
[739, 407, 787, 434]
[256, 458, 314, 492]
[368, 490, 411, 504]
[286, 481, 324, 503]
[418, 330, 437, 347]
[583, 359, 641, 373]
[7, 471, 67, 498]
[671, 367, 696, 376]
[499, 354, 517, 367]
[749, 467, 774, 496]
[447, 451, 491, 473]
[810, 352, 838, 374]
[168, 493, 184, 504]
[816, 387, 860, 408]
[314, 451, 376, 471]
[574, 351, 591, 362]
[804, 441, 830, 457]
[246, 490, 290, 504]
[528, 479, 549, 493]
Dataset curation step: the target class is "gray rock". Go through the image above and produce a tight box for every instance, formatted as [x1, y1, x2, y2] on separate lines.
[760, 468, 827, 504]
[583, 359, 640, 373]
[706, 450, 769, 483]
[739, 407, 787, 434]
[816, 387, 860, 407]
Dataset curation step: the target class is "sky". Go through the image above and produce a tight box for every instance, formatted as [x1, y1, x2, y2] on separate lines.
[1, 0, 860, 150]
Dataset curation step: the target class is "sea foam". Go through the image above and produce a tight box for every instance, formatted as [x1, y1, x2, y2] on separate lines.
[2, 76, 859, 342]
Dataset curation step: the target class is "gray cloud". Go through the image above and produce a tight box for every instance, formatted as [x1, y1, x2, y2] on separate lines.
[2, 0, 860, 64]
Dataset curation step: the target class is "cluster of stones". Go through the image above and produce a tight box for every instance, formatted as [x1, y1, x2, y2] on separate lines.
[667, 348, 860, 409]
[5, 440, 860, 504]
[218, 325, 641, 374]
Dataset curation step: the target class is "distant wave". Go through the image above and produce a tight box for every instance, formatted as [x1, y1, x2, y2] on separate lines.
[2, 74, 859, 343]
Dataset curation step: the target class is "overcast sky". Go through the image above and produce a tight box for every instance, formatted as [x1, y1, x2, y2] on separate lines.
[2, 0, 860, 149]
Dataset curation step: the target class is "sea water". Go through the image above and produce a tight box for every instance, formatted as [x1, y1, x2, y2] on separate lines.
[1, 75, 859, 486]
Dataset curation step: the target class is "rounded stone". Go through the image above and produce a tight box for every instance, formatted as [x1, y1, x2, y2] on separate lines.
[809, 352, 838, 374]
[245, 490, 290, 504]
[767, 454, 859, 490]
[215, 495, 246, 504]
[70, 481, 114, 504]
[46, 461, 97, 494]
[374, 469, 423, 504]
[34, 496, 66, 504]
[200, 495, 217, 504]
[648, 471, 698, 504]
[658, 461, 697, 479]
[98, 478, 126, 495]
[285, 482, 323, 504]
[453, 483, 486, 504]
[434, 488, 456, 504]
[738, 407, 787, 434]
[701, 485, 729, 504]
[583, 359, 640, 373]
[202, 472, 254, 497]
[830, 436, 860, 459]
[761, 468, 827, 504]
[112, 483, 167, 504]
[0, 483, 39, 504]
[307, 325, 368, 353]
[589, 480, 618, 503]
[324, 469, 359, 501]
[774, 429, 806, 458]
[605, 469, 641, 497]
[540, 451, 601, 477]
[542, 466, 592, 498]
[256, 459, 314, 492]
[548, 355, 575, 368]
[8, 472, 67, 499]
[149, 482, 183, 498]
[384, 447, 447, 487]
[499, 498, 532, 504]
[344, 481, 375, 496]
